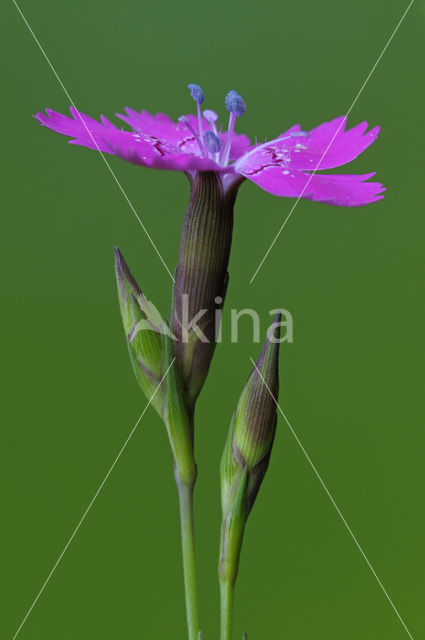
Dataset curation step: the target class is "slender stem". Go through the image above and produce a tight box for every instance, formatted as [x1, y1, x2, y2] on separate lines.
[177, 480, 200, 640]
[220, 578, 234, 640]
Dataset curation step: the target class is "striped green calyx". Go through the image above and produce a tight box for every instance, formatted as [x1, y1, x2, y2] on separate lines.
[172, 171, 243, 412]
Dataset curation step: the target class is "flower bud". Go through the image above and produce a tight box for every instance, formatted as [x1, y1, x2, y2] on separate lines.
[232, 314, 280, 480]
[115, 247, 165, 415]
[219, 316, 281, 586]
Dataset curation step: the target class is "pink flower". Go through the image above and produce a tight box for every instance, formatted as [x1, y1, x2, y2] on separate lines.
[35, 85, 384, 206]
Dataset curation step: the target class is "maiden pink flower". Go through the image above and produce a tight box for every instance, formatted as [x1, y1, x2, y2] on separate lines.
[35, 85, 384, 207]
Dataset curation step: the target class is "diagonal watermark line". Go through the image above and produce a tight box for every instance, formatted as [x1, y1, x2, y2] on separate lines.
[249, 0, 415, 284]
[12, 0, 175, 283]
[11, 358, 175, 640]
[250, 357, 414, 640]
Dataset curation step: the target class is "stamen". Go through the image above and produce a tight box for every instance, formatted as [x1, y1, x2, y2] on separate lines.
[178, 116, 204, 154]
[188, 83, 205, 104]
[204, 131, 221, 154]
[220, 112, 235, 167]
[203, 109, 218, 123]
[187, 83, 205, 153]
[225, 90, 246, 117]
[203, 109, 219, 136]
[221, 90, 246, 166]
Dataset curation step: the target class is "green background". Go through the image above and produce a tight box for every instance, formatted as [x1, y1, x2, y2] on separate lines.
[1, 0, 424, 638]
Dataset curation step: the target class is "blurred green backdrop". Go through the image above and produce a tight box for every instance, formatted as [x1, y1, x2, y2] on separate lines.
[1, 0, 424, 638]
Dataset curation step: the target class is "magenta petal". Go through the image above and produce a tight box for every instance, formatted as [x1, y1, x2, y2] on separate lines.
[306, 115, 347, 142]
[116, 108, 178, 143]
[244, 166, 385, 206]
[37, 106, 194, 166]
[234, 134, 307, 175]
[289, 116, 380, 171]
[100, 114, 117, 128]
[110, 144, 228, 172]
[236, 117, 380, 176]
[36, 107, 128, 154]
[105, 129, 227, 171]
[35, 107, 229, 172]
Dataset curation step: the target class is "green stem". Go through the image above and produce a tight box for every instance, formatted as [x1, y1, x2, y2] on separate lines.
[177, 479, 200, 640]
[220, 578, 234, 640]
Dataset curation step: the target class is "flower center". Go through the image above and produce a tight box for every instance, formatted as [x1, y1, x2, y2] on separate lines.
[183, 84, 246, 168]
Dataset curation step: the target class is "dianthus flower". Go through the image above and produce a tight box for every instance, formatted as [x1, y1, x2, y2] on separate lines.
[36, 84, 384, 206]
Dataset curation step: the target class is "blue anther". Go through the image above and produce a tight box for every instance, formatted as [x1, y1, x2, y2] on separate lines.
[225, 90, 246, 116]
[203, 109, 218, 123]
[204, 131, 221, 154]
[188, 83, 205, 104]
